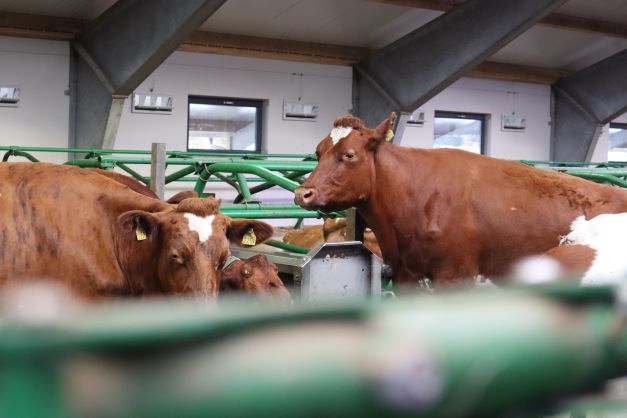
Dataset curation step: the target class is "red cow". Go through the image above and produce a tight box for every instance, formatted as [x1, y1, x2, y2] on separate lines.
[0, 163, 273, 300]
[294, 113, 627, 286]
[220, 254, 292, 304]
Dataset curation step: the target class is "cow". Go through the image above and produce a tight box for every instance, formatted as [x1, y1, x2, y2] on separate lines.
[294, 113, 627, 286]
[283, 218, 382, 258]
[0, 162, 273, 300]
[220, 254, 292, 304]
[544, 213, 627, 286]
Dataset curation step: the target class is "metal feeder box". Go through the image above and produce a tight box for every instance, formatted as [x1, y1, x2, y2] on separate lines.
[230, 241, 381, 301]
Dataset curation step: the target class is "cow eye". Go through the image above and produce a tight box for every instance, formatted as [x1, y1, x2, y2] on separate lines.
[344, 152, 355, 160]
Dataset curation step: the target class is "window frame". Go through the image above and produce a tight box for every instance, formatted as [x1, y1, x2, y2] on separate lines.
[434, 110, 487, 155]
[187, 95, 263, 154]
[608, 122, 627, 162]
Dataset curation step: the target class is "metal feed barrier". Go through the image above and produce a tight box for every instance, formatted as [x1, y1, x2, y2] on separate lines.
[1, 282, 627, 418]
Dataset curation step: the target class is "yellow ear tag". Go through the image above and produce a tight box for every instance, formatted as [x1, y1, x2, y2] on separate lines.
[135, 226, 147, 241]
[242, 228, 256, 246]
[385, 128, 395, 142]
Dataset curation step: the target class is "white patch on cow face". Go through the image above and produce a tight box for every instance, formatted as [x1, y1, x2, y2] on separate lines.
[562, 214, 627, 286]
[183, 213, 215, 243]
[330, 126, 353, 144]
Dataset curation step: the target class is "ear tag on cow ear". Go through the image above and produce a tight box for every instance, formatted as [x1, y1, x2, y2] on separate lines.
[242, 228, 256, 246]
[135, 226, 147, 241]
[385, 129, 395, 142]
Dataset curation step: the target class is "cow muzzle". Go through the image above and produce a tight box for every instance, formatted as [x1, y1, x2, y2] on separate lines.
[294, 187, 317, 208]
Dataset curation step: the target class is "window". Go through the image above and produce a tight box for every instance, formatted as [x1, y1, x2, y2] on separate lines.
[188, 96, 262, 153]
[434, 111, 486, 154]
[608, 123, 627, 162]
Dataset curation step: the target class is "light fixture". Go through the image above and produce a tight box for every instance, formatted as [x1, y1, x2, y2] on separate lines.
[406, 109, 425, 126]
[132, 92, 173, 114]
[0, 86, 20, 107]
[283, 100, 318, 121]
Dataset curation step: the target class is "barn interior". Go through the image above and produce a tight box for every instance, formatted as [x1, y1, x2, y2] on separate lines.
[2, 0, 627, 417]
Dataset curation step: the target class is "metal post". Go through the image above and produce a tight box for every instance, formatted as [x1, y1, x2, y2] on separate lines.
[150, 143, 166, 200]
[345, 208, 365, 242]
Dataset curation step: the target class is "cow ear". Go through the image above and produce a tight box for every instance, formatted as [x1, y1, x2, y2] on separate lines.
[227, 219, 274, 247]
[118, 210, 159, 242]
[369, 112, 397, 151]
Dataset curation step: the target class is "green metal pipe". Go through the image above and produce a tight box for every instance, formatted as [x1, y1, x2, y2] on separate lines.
[264, 239, 310, 254]
[193, 166, 211, 196]
[63, 159, 103, 168]
[205, 163, 302, 192]
[97, 156, 317, 171]
[1, 150, 40, 163]
[234, 170, 309, 203]
[566, 172, 627, 188]
[164, 165, 197, 184]
[235, 173, 256, 203]
[116, 163, 149, 185]
[220, 208, 329, 219]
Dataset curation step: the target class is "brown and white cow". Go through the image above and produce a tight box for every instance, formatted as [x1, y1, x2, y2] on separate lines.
[220, 254, 292, 304]
[294, 113, 627, 286]
[544, 213, 627, 285]
[0, 163, 273, 300]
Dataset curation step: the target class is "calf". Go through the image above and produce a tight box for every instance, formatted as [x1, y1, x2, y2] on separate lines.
[220, 254, 292, 304]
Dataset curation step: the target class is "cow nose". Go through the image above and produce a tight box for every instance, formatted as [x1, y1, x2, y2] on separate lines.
[295, 187, 315, 206]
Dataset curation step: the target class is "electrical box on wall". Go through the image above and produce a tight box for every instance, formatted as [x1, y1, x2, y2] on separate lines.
[283, 101, 318, 121]
[501, 114, 526, 132]
[0, 86, 19, 107]
[406, 109, 425, 126]
[132, 92, 173, 114]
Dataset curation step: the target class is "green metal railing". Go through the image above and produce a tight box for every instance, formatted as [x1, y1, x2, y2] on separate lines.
[522, 160, 627, 187]
[1, 284, 626, 417]
[0, 146, 338, 221]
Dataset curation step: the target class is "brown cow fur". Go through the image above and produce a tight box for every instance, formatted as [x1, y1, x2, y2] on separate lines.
[545, 244, 596, 279]
[0, 163, 273, 300]
[295, 113, 627, 286]
[220, 254, 291, 304]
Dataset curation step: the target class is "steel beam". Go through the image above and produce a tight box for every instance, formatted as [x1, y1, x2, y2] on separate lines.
[551, 48, 627, 161]
[353, 0, 566, 126]
[69, 0, 227, 149]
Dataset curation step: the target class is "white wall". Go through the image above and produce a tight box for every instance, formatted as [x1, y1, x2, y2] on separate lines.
[115, 52, 352, 155]
[0, 36, 70, 163]
[399, 77, 552, 160]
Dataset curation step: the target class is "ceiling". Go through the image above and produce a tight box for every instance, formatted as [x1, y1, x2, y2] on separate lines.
[1, 0, 626, 73]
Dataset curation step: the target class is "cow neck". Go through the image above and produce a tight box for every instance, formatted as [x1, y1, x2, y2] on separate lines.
[355, 142, 430, 265]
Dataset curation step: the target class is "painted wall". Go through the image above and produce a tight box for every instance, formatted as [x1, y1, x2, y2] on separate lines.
[0, 36, 69, 163]
[398, 77, 552, 161]
[115, 52, 353, 155]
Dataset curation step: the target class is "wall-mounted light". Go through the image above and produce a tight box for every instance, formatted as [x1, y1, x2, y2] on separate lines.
[406, 109, 425, 126]
[0, 86, 20, 107]
[132, 92, 173, 114]
[283, 100, 318, 121]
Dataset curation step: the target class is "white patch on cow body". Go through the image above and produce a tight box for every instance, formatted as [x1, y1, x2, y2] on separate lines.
[183, 213, 215, 243]
[562, 214, 627, 286]
[330, 126, 353, 144]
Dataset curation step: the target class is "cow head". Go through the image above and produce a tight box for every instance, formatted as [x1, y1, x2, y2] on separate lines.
[115, 197, 273, 298]
[294, 113, 396, 211]
[220, 254, 292, 305]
